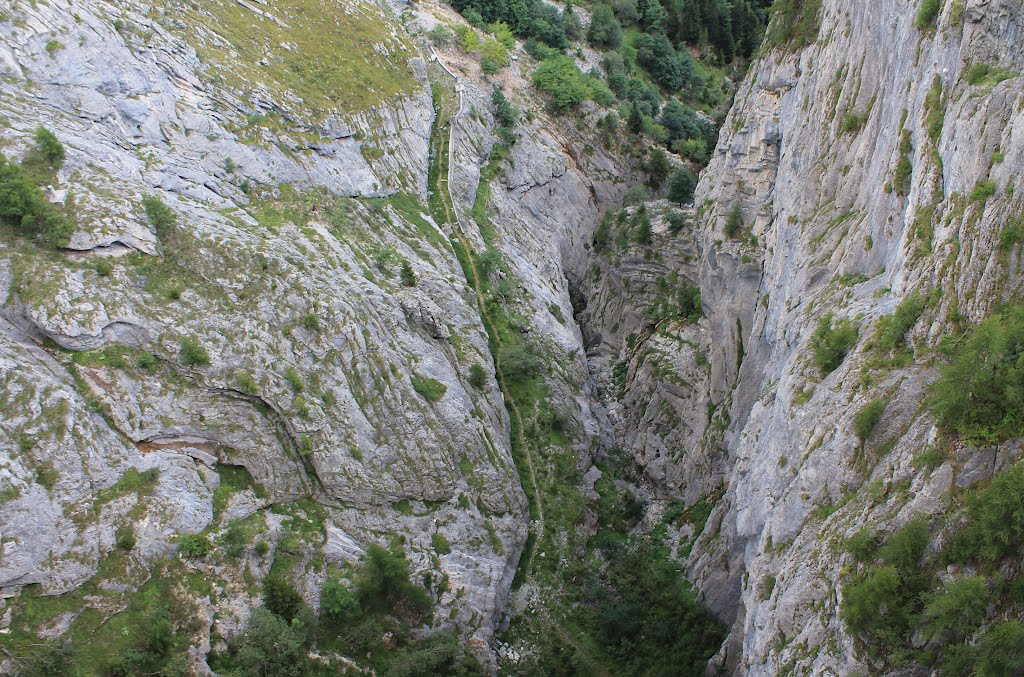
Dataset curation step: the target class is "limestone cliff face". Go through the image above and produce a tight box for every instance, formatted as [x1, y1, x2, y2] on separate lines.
[0, 0, 637, 668]
[0, 0, 531, 663]
[581, 0, 1024, 673]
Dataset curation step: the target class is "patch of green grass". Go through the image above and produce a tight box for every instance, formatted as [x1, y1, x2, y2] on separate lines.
[97, 467, 160, 504]
[969, 179, 997, 203]
[764, 0, 823, 50]
[431, 532, 451, 555]
[854, 398, 886, 443]
[811, 312, 859, 375]
[916, 0, 942, 30]
[180, 0, 416, 117]
[411, 375, 447, 403]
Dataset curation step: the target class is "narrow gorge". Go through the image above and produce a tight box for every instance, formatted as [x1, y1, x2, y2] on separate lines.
[0, 0, 1022, 675]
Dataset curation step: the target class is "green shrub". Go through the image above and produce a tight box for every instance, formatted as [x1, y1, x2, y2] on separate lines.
[431, 532, 452, 555]
[920, 576, 988, 643]
[811, 312, 859, 375]
[229, 608, 307, 677]
[894, 154, 913, 195]
[178, 336, 210, 366]
[668, 168, 696, 205]
[916, 0, 942, 30]
[400, 259, 416, 287]
[999, 217, 1023, 252]
[926, 306, 1024, 444]
[667, 210, 690, 234]
[764, 0, 823, 49]
[969, 179, 998, 203]
[141, 194, 177, 235]
[468, 363, 488, 389]
[879, 517, 930, 572]
[622, 185, 650, 206]
[411, 375, 446, 403]
[532, 56, 589, 110]
[924, 76, 945, 144]
[178, 533, 210, 558]
[723, 203, 744, 238]
[33, 126, 65, 167]
[301, 313, 320, 332]
[948, 463, 1024, 562]
[264, 575, 303, 621]
[115, 525, 137, 551]
[236, 370, 259, 395]
[283, 365, 303, 392]
[20, 641, 75, 677]
[220, 520, 248, 559]
[320, 576, 360, 625]
[976, 621, 1024, 676]
[845, 527, 878, 562]
[0, 155, 74, 247]
[874, 294, 925, 353]
[355, 543, 432, 620]
[854, 398, 886, 442]
[499, 342, 543, 382]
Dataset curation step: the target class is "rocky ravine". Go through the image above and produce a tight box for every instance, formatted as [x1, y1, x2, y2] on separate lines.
[3, 0, 1023, 674]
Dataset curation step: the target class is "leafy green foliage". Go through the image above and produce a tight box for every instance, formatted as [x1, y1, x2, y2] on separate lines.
[400, 259, 416, 287]
[320, 576, 359, 625]
[926, 306, 1024, 445]
[854, 398, 886, 442]
[411, 375, 447, 403]
[491, 88, 518, 129]
[587, 3, 623, 48]
[141, 194, 177, 236]
[431, 532, 452, 555]
[177, 534, 210, 558]
[0, 155, 74, 247]
[467, 363, 488, 389]
[499, 342, 544, 382]
[970, 179, 998, 203]
[916, 0, 942, 30]
[976, 621, 1024, 676]
[873, 294, 924, 354]
[229, 608, 307, 677]
[33, 126, 65, 168]
[355, 543, 432, 621]
[945, 463, 1024, 563]
[764, 0, 823, 49]
[263, 575, 303, 621]
[920, 576, 988, 643]
[531, 56, 590, 110]
[723, 203, 744, 238]
[668, 167, 697, 204]
[811, 312, 859, 375]
[178, 336, 210, 366]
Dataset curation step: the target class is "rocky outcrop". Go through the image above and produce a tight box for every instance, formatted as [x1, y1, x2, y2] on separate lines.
[0, 0, 530, 661]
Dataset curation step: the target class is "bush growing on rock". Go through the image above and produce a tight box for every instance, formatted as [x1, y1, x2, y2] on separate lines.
[177, 533, 210, 558]
[811, 312, 858, 375]
[355, 543, 432, 620]
[468, 363, 488, 389]
[141, 194, 177, 236]
[854, 398, 885, 443]
[0, 155, 74, 247]
[178, 336, 210, 366]
[411, 375, 447, 403]
[926, 305, 1024, 445]
[667, 168, 696, 205]
[320, 576, 360, 625]
[500, 342, 544, 382]
[400, 259, 416, 287]
[33, 126, 65, 168]
[263, 575, 304, 621]
[229, 608, 307, 677]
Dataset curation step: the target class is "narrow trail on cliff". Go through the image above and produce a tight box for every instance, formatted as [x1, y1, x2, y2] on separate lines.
[428, 53, 610, 677]
[428, 55, 545, 578]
